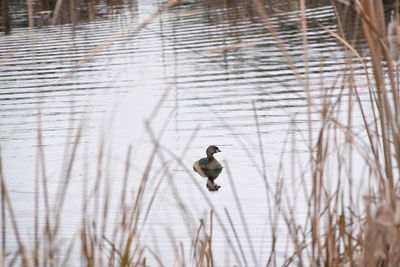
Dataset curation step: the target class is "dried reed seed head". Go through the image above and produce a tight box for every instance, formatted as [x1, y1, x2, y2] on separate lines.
[388, 11, 400, 63]
[360, 199, 400, 266]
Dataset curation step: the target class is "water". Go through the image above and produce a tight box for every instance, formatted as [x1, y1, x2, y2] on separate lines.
[0, 0, 361, 265]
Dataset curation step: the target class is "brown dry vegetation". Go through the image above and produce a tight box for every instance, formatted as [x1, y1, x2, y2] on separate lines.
[1, 0, 400, 266]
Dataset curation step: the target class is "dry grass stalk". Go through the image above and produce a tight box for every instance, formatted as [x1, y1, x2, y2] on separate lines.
[0, 148, 29, 266]
[328, 0, 400, 266]
[5, 0, 400, 266]
[356, 0, 397, 189]
[191, 211, 214, 267]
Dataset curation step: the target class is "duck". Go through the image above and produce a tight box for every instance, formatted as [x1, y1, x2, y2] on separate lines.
[193, 145, 223, 191]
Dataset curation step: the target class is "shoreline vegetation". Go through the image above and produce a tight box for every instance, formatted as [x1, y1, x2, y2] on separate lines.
[1, 0, 400, 266]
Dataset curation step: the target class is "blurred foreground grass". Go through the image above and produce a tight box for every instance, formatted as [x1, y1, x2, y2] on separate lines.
[2, 0, 400, 266]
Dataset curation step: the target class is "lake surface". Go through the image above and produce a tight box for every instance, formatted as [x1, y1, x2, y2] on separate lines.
[0, 0, 367, 265]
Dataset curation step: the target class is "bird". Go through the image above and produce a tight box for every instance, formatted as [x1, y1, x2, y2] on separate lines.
[193, 145, 223, 191]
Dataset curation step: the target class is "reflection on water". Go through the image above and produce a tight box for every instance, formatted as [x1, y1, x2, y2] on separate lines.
[1, 0, 334, 34]
[1, 0, 135, 32]
[1, 0, 356, 265]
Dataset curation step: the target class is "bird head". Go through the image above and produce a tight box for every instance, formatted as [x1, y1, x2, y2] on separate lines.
[206, 145, 221, 156]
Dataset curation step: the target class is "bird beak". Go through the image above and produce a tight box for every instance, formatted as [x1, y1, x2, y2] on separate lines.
[217, 149, 221, 153]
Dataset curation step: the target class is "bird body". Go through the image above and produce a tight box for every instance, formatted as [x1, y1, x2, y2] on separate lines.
[193, 145, 223, 191]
